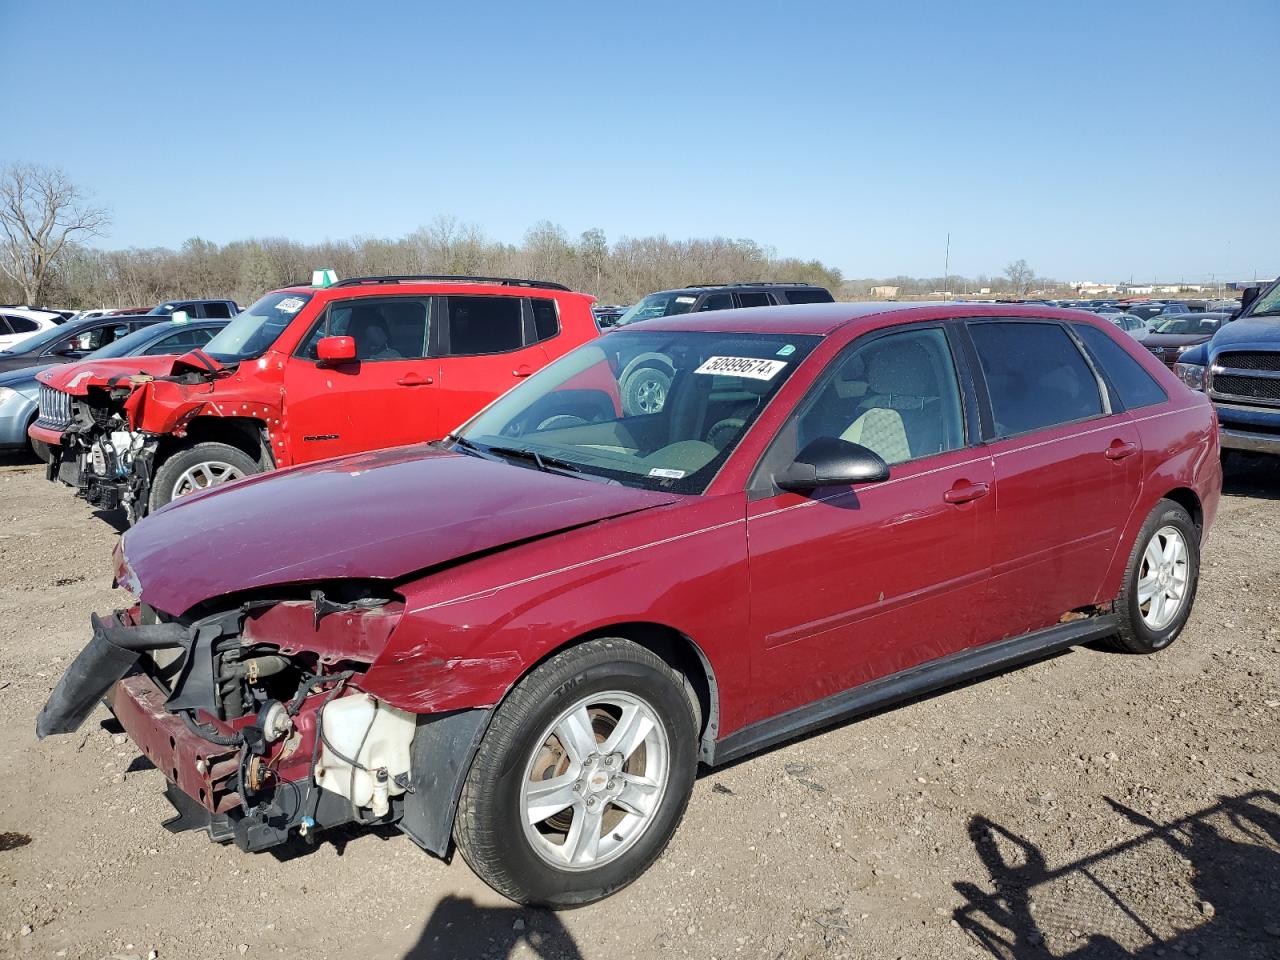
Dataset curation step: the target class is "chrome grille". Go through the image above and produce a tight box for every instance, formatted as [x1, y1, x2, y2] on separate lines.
[35, 384, 72, 429]
[1210, 351, 1280, 406]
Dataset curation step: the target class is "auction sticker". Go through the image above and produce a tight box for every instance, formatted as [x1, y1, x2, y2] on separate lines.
[648, 467, 686, 479]
[695, 356, 787, 380]
[276, 296, 306, 314]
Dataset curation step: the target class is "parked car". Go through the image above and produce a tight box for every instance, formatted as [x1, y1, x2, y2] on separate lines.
[31, 274, 599, 521]
[0, 313, 170, 374]
[611, 282, 834, 329]
[38, 302, 1220, 907]
[66, 307, 150, 322]
[144, 298, 240, 319]
[0, 308, 62, 351]
[1174, 276, 1280, 458]
[0, 318, 229, 461]
[1143, 312, 1231, 367]
[1124, 302, 1188, 324]
[592, 304, 629, 328]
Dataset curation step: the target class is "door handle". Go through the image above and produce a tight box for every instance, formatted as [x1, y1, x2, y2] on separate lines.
[397, 374, 433, 386]
[1105, 440, 1139, 461]
[513, 364, 534, 378]
[944, 480, 990, 504]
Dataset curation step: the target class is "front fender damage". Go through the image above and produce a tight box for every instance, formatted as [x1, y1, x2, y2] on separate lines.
[37, 593, 492, 858]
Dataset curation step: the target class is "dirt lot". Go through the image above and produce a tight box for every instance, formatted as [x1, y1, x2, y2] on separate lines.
[1, 454, 1278, 960]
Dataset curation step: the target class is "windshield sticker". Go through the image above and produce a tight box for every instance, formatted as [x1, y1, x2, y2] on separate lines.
[695, 356, 787, 380]
[275, 296, 306, 314]
[648, 467, 686, 479]
[675, 296, 697, 304]
[776, 344, 796, 357]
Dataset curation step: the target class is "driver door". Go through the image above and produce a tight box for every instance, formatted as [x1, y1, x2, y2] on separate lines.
[283, 296, 438, 462]
[743, 325, 995, 723]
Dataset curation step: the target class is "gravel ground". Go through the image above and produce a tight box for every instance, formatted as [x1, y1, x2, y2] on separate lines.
[1, 453, 1277, 960]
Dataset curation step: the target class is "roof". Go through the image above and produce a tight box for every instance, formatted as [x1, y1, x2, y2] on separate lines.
[274, 279, 592, 301]
[625, 301, 1098, 336]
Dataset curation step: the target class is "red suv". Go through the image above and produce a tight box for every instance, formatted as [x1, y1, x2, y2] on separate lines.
[31, 275, 597, 522]
[38, 303, 1220, 907]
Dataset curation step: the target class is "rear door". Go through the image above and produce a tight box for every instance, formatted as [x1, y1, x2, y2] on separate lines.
[963, 319, 1143, 640]
[283, 295, 437, 461]
[433, 294, 548, 435]
[744, 324, 995, 721]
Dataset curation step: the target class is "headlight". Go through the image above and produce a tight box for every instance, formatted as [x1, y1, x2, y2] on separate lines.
[1174, 362, 1206, 392]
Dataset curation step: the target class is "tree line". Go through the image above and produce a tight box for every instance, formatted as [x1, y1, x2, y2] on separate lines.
[3, 163, 1059, 310]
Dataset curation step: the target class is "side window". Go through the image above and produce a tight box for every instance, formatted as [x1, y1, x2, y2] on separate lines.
[530, 298, 559, 342]
[203, 302, 232, 319]
[969, 321, 1104, 438]
[297, 298, 431, 361]
[697, 293, 734, 312]
[735, 291, 770, 308]
[1073, 324, 1168, 410]
[442, 296, 523, 355]
[791, 327, 966, 466]
[8, 316, 39, 333]
[784, 288, 835, 305]
[0, 316, 13, 335]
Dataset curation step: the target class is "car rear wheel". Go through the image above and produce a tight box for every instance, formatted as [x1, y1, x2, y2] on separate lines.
[454, 637, 699, 907]
[149, 442, 260, 512]
[1111, 499, 1200, 654]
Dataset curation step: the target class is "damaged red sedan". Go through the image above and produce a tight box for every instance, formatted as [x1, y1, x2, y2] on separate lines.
[38, 303, 1221, 906]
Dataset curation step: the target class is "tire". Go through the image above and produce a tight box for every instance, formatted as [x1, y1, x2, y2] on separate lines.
[454, 637, 699, 907]
[148, 442, 261, 512]
[1110, 499, 1200, 654]
[620, 365, 672, 417]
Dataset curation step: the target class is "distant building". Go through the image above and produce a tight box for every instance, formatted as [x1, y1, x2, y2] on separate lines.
[871, 285, 900, 298]
[1074, 281, 1118, 295]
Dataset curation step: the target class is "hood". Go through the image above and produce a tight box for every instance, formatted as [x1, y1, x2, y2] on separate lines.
[36, 356, 178, 395]
[1208, 314, 1280, 353]
[121, 444, 682, 615]
[0, 362, 56, 389]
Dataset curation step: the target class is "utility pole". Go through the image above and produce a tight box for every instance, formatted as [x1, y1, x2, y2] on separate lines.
[943, 233, 951, 300]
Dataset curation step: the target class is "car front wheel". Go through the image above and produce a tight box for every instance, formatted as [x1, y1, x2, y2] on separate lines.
[454, 637, 699, 907]
[1111, 498, 1200, 653]
[149, 442, 260, 513]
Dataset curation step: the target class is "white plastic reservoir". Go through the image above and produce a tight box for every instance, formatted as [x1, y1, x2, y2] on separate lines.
[315, 692, 415, 816]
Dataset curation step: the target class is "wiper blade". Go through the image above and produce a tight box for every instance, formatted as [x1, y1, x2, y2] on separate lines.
[485, 445, 584, 474]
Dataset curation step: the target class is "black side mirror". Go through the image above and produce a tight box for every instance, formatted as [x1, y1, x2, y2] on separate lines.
[775, 436, 891, 493]
[1238, 286, 1261, 317]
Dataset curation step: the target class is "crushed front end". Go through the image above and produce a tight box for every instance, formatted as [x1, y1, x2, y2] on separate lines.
[38, 582, 490, 857]
[35, 376, 158, 521]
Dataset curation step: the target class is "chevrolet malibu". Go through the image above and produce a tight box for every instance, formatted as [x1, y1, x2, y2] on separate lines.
[38, 303, 1220, 906]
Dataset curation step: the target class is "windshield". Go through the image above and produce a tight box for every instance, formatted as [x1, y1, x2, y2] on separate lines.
[202, 291, 312, 363]
[1248, 278, 1280, 317]
[614, 292, 699, 328]
[1153, 315, 1223, 335]
[456, 329, 819, 494]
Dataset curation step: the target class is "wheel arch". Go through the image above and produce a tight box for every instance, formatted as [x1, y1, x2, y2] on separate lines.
[1160, 486, 1203, 534]
[156, 416, 273, 469]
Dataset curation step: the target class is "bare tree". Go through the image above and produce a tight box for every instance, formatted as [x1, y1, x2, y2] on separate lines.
[0, 163, 109, 305]
[1004, 259, 1035, 296]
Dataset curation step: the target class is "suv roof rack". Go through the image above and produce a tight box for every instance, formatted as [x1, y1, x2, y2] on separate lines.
[681, 281, 814, 289]
[330, 275, 571, 291]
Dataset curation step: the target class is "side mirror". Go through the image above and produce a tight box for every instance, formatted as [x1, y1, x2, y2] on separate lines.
[316, 335, 357, 366]
[1239, 286, 1260, 315]
[775, 436, 890, 493]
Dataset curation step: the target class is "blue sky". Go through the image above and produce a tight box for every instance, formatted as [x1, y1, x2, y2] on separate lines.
[3, 0, 1277, 283]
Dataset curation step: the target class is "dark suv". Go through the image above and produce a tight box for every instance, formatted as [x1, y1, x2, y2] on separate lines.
[608, 282, 834, 329]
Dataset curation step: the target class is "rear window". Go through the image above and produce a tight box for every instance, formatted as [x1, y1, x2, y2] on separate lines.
[203, 302, 232, 319]
[530, 298, 559, 342]
[1072, 324, 1168, 410]
[969, 321, 1104, 437]
[783, 288, 835, 304]
[444, 296, 524, 355]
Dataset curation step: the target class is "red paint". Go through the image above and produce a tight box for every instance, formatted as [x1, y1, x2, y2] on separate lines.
[32, 280, 598, 470]
[113, 304, 1221, 755]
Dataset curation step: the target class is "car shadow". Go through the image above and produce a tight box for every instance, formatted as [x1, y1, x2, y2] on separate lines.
[1222, 452, 1280, 501]
[952, 788, 1280, 958]
[402, 895, 582, 960]
[91, 507, 130, 533]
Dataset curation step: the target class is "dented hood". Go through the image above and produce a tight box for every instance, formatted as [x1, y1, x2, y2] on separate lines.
[120, 444, 681, 615]
[36, 356, 181, 396]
